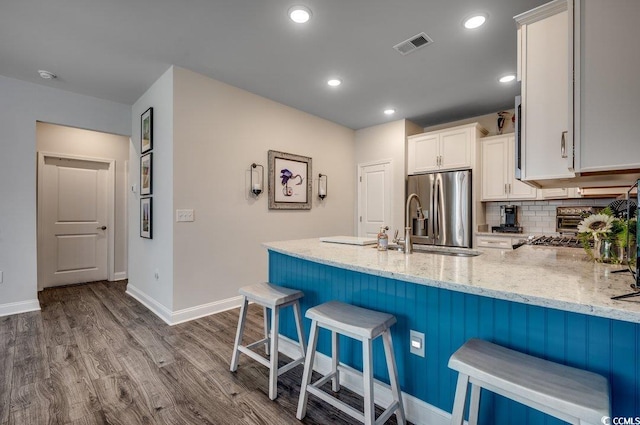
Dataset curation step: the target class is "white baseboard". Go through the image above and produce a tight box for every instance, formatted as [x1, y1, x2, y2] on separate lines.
[125, 286, 244, 326]
[170, 295, 244, 325]
[126, 285, 174, 325]
[0, 299, 41, 317]
[112, 271, 128, 281]
[279, 336, 452, 425]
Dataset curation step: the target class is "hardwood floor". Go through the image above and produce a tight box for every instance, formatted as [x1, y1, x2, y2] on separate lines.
[0, 281, 406, 424]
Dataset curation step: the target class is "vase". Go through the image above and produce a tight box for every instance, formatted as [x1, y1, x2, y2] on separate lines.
[600, 240, 613, 263]
[592, 239, 602, 261]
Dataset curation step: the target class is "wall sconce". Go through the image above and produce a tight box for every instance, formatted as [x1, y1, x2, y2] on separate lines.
[318, 173, 328, 199]
[250, 163, 264, 197]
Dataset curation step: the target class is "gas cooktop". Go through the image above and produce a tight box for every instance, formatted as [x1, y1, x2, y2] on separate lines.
[526, 235, 589, 249]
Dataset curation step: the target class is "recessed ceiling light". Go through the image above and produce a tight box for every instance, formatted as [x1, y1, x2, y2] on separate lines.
[383, 108, 396, 115]
[464, 14, 487, 29]
[327, 79, 342, 87]
[289, 5, 312, 23]
[499, 74, 516, 83]
[38, 69, 57, 80]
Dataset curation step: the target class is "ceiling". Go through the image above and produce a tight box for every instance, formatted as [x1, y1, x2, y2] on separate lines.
[0, 0, 549, 130]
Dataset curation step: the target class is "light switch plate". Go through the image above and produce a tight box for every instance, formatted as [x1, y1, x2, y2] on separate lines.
[410, 330, 425, 357]
[176, 209, 195, 222]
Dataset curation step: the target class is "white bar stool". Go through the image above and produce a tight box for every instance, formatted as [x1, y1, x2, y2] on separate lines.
[230, 282, 306, 400]
[296, 301, 405, 425]
[448, 338, 610, 425]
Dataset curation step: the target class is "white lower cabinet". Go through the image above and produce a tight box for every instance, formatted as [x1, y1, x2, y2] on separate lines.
[476, 234, 523, 250]
[481, 134, 537, 201]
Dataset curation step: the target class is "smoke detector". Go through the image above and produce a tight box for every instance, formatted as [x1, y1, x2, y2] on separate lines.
[393, 32, 434, 55]
[38, 70, 57, 80]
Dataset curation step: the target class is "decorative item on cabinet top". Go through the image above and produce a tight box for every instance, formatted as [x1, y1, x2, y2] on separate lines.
[268, 150, 312, 210]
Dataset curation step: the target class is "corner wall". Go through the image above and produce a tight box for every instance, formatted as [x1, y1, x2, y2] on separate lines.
[171, 67, 355, 313]
[127, 67, 175, 318]
[0, 75, 130, 317]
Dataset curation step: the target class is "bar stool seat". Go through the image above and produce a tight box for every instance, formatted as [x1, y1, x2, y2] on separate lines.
[448, 338, 610, 425]
[230, 282, 306, 400]
[296, 301, 405, 425]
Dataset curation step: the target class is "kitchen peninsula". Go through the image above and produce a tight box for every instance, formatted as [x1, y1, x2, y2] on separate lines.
[264, 239, 640, 424]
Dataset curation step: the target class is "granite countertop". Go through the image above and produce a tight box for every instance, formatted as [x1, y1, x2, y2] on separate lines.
[263, 238, 640, 324]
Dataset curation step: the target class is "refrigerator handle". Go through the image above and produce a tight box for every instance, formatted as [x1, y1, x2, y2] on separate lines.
[430, 179, 436, 241]
[435, 179, 441, 241]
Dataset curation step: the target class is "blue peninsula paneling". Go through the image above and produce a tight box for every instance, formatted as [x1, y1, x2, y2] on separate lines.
[269, 250, 640, 424]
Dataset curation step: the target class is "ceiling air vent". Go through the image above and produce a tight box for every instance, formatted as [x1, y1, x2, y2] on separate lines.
[393, 32, 434, 55]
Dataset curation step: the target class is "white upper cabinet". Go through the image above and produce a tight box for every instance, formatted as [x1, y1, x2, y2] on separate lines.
[481, 135, 537, 201]
[516, 0, 574, 182]
[515, 0, 640, 188]
[407, 123, 487, 175]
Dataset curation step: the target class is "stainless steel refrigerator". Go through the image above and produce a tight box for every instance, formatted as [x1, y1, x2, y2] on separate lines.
[406, 170, 472, 248]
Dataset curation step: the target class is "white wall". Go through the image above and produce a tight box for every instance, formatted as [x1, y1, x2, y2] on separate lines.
[0, 75, 130, 316]
[354, 120, 422, 233]
[128, 67, 175, 315]
[171, 67, 355, 311]
[36, 122, 130, 279]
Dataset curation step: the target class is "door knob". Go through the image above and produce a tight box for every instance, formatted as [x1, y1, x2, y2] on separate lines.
[97, 226, 107, 230]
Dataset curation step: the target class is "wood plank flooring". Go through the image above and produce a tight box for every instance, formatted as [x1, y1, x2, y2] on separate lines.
[0, 281, 406, 424]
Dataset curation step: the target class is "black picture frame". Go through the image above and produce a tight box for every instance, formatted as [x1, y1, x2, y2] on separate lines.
[268, 150, 312, 210]
[140, 152, 152, 196]
[140, 197, 152, 239]
[141, 107, 153, 153]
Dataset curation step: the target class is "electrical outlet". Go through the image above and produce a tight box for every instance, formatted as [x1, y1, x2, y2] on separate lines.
[176, 209, 194, 222]
[154, 269, 160, 280]
[410, 330, 425, 357]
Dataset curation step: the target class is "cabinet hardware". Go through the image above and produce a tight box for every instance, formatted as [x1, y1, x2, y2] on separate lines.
[504, 183, 508, 194]
[560, 131, 568, 158]
[508, 183, 512, 194]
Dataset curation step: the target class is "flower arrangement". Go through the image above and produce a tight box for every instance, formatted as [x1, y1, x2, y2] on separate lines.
[577, 207, 636, 263]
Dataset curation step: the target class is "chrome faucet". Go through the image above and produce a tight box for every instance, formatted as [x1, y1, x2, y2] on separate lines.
[403, 193, 423, 254]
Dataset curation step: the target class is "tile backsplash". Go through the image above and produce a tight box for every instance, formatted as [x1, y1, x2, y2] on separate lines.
[485, 198, 614, 235]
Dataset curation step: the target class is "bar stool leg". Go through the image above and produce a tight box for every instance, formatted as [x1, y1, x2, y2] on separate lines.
[268, 305, 280, 400]
[468, 384, 481, 425]
[292, 301, 307, 358]
[331, 331, 340, 392]
[230, 297, 248, 372]
[382, 330, 406, 425]
[263, 306, 270, 355]
[296, 320, 319, 420]
[451, 373, 470, 425]
[362, 337, 375, 425]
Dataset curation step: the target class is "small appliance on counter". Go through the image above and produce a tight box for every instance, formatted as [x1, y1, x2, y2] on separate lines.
[492, 205, 523, 234]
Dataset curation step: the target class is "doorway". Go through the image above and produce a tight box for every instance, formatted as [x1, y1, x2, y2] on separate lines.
[36, 122, 130, 290]
[357, 160, 392, 238]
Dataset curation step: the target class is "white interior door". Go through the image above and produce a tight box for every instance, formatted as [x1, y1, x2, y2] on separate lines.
[38, 153, 113, 288]
[358, 161, 391, 238]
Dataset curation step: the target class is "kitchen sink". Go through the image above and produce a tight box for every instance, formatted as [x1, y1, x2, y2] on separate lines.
[385, 244, 481, 257]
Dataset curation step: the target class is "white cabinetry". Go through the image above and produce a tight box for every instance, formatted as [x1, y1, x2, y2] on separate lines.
[476, 234, 524, 250]
[516, 0, 640, 188]
[516, 0, 574, 182]
[481, 135, 537, 201]
[407, 123, 487, 174]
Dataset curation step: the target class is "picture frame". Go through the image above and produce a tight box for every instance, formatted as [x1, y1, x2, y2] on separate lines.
[140, 152, 152, 196]
[141, 107, 153, 153]
[268, 150, 312, 210]
[140, 197, 152, 239]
